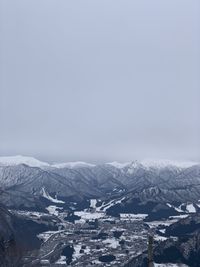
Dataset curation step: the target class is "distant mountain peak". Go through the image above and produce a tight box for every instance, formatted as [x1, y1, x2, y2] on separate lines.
[140, 159, 198, 169]
[0, 156, 96, 169]
[52, 161, 95, 169]
[0, 155, 49, 167]
[106, 159, 198, 170]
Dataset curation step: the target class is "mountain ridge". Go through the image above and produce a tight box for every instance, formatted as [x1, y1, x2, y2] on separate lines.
[0, 155, 198, 170]
[0, 157, 200, 212]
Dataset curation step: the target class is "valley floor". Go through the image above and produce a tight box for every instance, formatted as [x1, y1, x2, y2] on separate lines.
[11, 202, 189, 267]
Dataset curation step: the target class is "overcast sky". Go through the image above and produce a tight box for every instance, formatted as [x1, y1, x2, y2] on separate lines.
[0, 0, 200, 163]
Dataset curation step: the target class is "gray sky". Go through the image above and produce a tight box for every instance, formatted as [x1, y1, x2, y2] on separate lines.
[0, 0, 200, 163]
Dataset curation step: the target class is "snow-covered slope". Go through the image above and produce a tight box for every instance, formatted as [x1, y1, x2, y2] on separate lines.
[41, 187, 65, 204]
[0, 155, 49, 167]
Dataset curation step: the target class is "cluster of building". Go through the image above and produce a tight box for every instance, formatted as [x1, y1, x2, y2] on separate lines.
[34, 208, 149, 266]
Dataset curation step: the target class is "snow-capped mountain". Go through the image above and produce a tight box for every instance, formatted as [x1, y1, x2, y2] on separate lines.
[0, 155, 49, 168]
[107, 159, 198, 170]
[140, 158, 198, 169]
[52, 161, 95, 169]
[0, 156, 95, 169]
[0, 155, 198, 170]
[0, 156, 199, 212]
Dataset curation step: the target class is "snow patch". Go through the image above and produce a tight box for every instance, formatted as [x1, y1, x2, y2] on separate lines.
[73, 244, 83, 260]
[90, 199, 97, 209]
[74, 211, 104, 220]
[186, 203, 196, 213]
[46, 205, 63, 216]
[159, 229, 166, 234]
[120, 213, 148, 221]
[55, 255, 66, 265]
[102, 238, 119, 249]
[154, 235, 167, 241]
[166, 203, 183, 213]
[169, 215, 188, 219]
[96, 197, 125, 212]
[41, 187, 65, 204]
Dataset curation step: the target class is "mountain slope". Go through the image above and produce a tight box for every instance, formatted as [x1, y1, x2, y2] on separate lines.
[0, 157, 199, 213]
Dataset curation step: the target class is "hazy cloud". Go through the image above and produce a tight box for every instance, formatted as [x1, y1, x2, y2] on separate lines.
[0, 0, 200, 162]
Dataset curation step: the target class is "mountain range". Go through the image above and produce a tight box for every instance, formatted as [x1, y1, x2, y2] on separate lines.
[0, 156, 200, 215]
